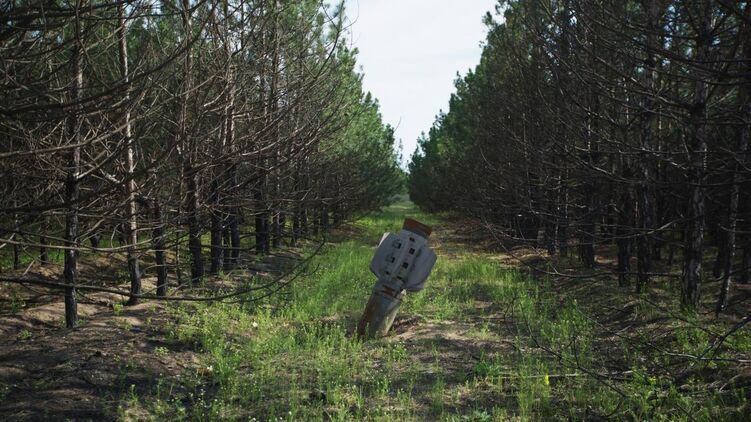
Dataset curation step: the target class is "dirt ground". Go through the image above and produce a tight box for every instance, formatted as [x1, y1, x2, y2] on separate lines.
[0, 246, 309, 421]
[0, 274, 202, 420]
[2, 218, 750, 420]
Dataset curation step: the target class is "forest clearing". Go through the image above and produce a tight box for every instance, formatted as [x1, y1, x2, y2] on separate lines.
[2, 201, 750, 420]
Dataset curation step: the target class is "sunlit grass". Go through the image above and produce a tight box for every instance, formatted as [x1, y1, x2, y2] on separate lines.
[154, 201, 521, 420]
[122, 201, 749, 421]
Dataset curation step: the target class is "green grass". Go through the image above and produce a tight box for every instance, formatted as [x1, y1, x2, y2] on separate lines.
[116, 201, 748, 421]
[0, 247, 64, 272]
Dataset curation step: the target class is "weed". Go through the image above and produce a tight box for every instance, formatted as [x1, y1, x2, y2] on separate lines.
[17, 329, 32, 341]
[0, 383, 9, 402]
[430, 375, 446, 415]
[473, 353, 504, 379]
[9, 292, 25, 313]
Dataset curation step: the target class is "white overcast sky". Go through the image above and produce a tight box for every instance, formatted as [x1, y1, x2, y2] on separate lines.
[342, 0, 499, 165]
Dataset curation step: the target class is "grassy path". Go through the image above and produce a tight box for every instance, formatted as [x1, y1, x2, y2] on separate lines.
[132, 201, 746, 420]
[147, 201, 532, 420]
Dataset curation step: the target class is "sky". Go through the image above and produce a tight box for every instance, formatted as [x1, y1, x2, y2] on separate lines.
[343, 0, 499, 166]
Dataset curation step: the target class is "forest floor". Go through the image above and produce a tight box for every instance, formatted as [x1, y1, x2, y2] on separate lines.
[1, 201, 750, 420]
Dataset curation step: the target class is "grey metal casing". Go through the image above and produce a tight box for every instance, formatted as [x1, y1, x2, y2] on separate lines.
[369, 229, 437, 292]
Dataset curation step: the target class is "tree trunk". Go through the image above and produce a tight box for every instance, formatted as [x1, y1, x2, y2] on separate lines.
[174, 177, 184, 286]
[214, 29, 236, 272]
[556, 175, 569, 257]
[292, 208, 300, 246]
[179, 0, 201, 284]
[682, 0, 712, 309]
[229, 203, 241, 263]
[617, 186, 632, 287]
[63, 24, 83, 328]
[209, 177, 223, 274]
[90, 232, 100, 248]
[616, 157, 633, 287]
[717, 13, 751, 313]
[712, 227, 728, 279]
[321, 205, 329, 233]
[741, 241, 751, 284]
[12, 225, 20, 270]
[581, 192, 596, 268]
[225, 163, 240, 267]
[272, 213, 282, 249]
[222, 224, 232, 271]
[653, 193, 664, 261]
[186, 168, 203, 283]
[152, 201, 168, 297]
[636, 0, 662, 293]
[544, 210, 556, 255]
[39, 215, 49, 265]
[119, 4, 141, 306]
[553, 0, 571, 259]
[254, 183, 269, 254]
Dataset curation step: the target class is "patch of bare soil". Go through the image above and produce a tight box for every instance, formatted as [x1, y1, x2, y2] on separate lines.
[0, 274, 203, 421]
[0, 244, 304, 421]
[0, 238, 307, 420]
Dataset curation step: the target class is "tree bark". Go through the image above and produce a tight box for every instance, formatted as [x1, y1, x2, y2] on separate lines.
[741, 241, 751, 284]
[254, 183, 269, 254]
[186, 168, 203, 283]
[209, 177, 223, 274]
[39, 214, 49, 265]
[12, 208, 20, 270]
[180, 0, 202, 284]
[717, 11, 751, 313]
[682, 0, 713, 309]
[617, 165, 633, 287]
[63, 17, 83, 328]
[119, 4, 141, 306]
[636, 0, 662, 292]
[152, 201, 168, 297]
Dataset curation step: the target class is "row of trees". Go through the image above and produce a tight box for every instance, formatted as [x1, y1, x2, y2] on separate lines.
[0, 0, 402, 327]
[410, 0, 751, 312]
